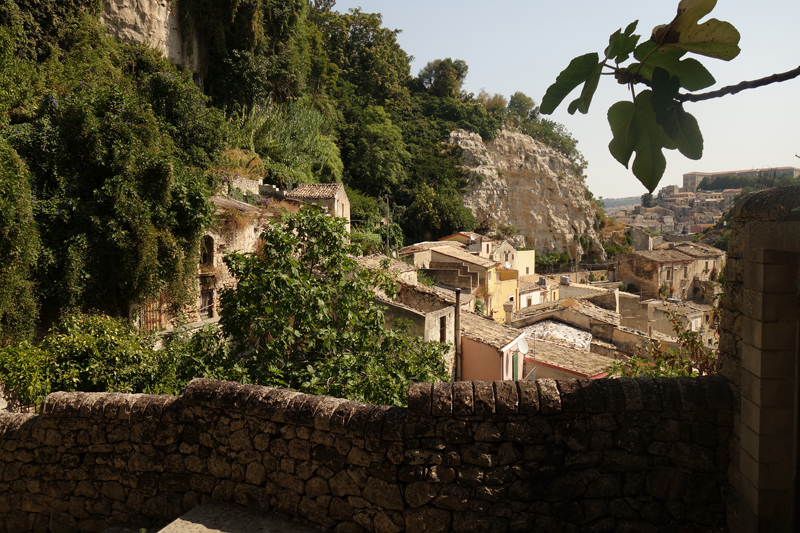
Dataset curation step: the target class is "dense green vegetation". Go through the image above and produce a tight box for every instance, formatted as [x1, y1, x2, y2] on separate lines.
[0, 209, 449, 407]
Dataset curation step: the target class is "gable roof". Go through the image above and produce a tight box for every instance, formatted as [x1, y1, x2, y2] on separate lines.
[354, 254, 416, 275]
[430, 246, 497, 268]
[286, 183, 344, 200]
[460, 312, 524, 351]
[630, 249, 695, 264]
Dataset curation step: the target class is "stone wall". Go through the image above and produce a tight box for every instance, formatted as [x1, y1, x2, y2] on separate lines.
[0, 377, 734, 532]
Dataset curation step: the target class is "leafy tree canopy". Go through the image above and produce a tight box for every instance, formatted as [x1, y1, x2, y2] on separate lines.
[219, 207, 449, 406]
[415, 58, 469, 98]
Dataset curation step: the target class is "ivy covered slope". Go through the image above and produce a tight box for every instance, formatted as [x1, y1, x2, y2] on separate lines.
[0, 1, 228, 342]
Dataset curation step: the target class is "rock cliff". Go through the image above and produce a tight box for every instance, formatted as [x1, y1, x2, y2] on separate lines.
[100, 0, 206, 76]
[450, 129, 606, 261]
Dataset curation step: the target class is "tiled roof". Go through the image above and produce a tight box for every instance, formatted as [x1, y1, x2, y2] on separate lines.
[672, 242, 725, 258]
[399, 242, 464, 255]
[438, 232, 482, 241]
[526, 339, 612, 378]
[460, 312, 523, 350]
[641, 298, 713, 315]
[354, 254, 416, 275]
[630, 249, 695, 264]
[430, 246, 497, 268]
[567, 299, 621, 326]
[286, 183, 343, 200]
[402, 282, 475, 306]
[211, 196, 270, 215]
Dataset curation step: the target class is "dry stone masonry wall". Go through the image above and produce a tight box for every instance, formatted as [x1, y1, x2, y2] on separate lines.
[450, 129, 606, 261]
[0, 377, 733, 532]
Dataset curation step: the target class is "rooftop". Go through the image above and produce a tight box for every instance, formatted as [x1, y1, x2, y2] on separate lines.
[460, 312, 523, 350]
[211, 196, 270, 216]
[430, 246, 498, 268]
[627, 249, 695, 264]
[671, 242, 725, 258]
[354, 254, 416, 275]
[285, 183, 344, 200]
[525, 339, 612, 378]
[399, 241, 465, 255]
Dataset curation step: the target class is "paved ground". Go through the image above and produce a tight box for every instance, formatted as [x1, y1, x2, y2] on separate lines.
[157, 500, 323, 533]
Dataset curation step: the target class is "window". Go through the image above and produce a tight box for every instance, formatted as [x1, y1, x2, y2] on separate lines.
[505, 252, 509, 262]
[683, 266, 687, 277]
[486, 244, 489, 253]
[526, 267, 529, 275]
[527, 296, 532, 307]
[200, 236, 214, 266]
[439, 316, 446, 343]
[666, 268, 672, 281]
[705, 261, 709, 271]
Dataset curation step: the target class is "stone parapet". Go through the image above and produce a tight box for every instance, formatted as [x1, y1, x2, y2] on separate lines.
[0, 377, 734, 532]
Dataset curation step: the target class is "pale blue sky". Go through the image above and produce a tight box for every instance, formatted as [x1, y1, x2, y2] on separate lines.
[332, 1, 800, 199]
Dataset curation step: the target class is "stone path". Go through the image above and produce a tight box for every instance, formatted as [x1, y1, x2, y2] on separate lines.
[103, 500, 324, 533]
[157, 500, 323, 533]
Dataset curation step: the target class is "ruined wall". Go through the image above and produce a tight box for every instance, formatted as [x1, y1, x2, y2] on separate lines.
[450, 129, 605, 261]
[0, 377, 733, 532]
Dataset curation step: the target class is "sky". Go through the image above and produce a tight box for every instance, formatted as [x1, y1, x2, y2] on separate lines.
[331, 0, 800, 199]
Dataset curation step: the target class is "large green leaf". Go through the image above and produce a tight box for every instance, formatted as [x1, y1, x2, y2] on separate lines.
[567, 61, 603, 115]
[608, 91, 676, 192]
[633, 41, 715, 91]
[650, 68, 703, 160]
[541, 53, 599, 115]
[651, 0, 740, 60]
[604, 20, 640, 64]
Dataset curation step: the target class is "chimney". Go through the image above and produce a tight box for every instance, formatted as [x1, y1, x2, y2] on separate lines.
[503, 301, 514, 324]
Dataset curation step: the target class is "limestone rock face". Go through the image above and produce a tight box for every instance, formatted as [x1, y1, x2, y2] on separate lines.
[101, 0, 205, 75]
[450, 129, 606, 261]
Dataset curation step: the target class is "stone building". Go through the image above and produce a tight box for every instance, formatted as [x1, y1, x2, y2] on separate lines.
[286, 183, 351, 232]
[459, 312, 526, 381]
[137, 196, 272, 332]
[613, 242, 725, 301]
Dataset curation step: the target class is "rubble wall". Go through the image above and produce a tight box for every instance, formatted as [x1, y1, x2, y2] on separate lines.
[0, 377, 733, 532]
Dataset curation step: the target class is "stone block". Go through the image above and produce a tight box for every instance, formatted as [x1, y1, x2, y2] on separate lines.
[381, 407, 406, 442]
[578, 379, 605, 413]
[493, 381, 519, 414]
[618, 379, 643, 411]
[516, 381, 539, 414]
[312, 397, 347, 432]
[597, 379, 626, 413]
[636, 379, 662, 411]
[555, 380, 583, 412]
[472, 381, 495, 415]
[452, 382, 474, 416]
[536, 379, 561, 415]
[408, 383, 433, 416]
[431, 383, 453, 417]
[405, 506, 452, 533]
[364, 406, 390, 442]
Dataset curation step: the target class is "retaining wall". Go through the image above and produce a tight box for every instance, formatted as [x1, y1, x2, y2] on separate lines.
[0, 377, 734, 532]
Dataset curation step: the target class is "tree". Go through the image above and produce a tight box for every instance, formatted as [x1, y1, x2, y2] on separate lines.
[416, 58, 469, 98]
[540, 0, 800, 192]
[342, 105, 410, 197]
[219, 207, 449, 406]
[641, 192, 656, 207]
[506, 91, 538, 126]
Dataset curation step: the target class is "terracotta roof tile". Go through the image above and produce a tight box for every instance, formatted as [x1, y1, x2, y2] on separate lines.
[285, 183, 344, 200]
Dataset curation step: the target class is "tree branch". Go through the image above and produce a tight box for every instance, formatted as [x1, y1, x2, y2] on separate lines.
[677, 65, 800, 102]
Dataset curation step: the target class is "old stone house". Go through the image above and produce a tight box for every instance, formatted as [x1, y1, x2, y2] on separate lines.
[136, 196, 272, 332]
[286, 183, 351, 232]
[613, 245, 724, 300]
